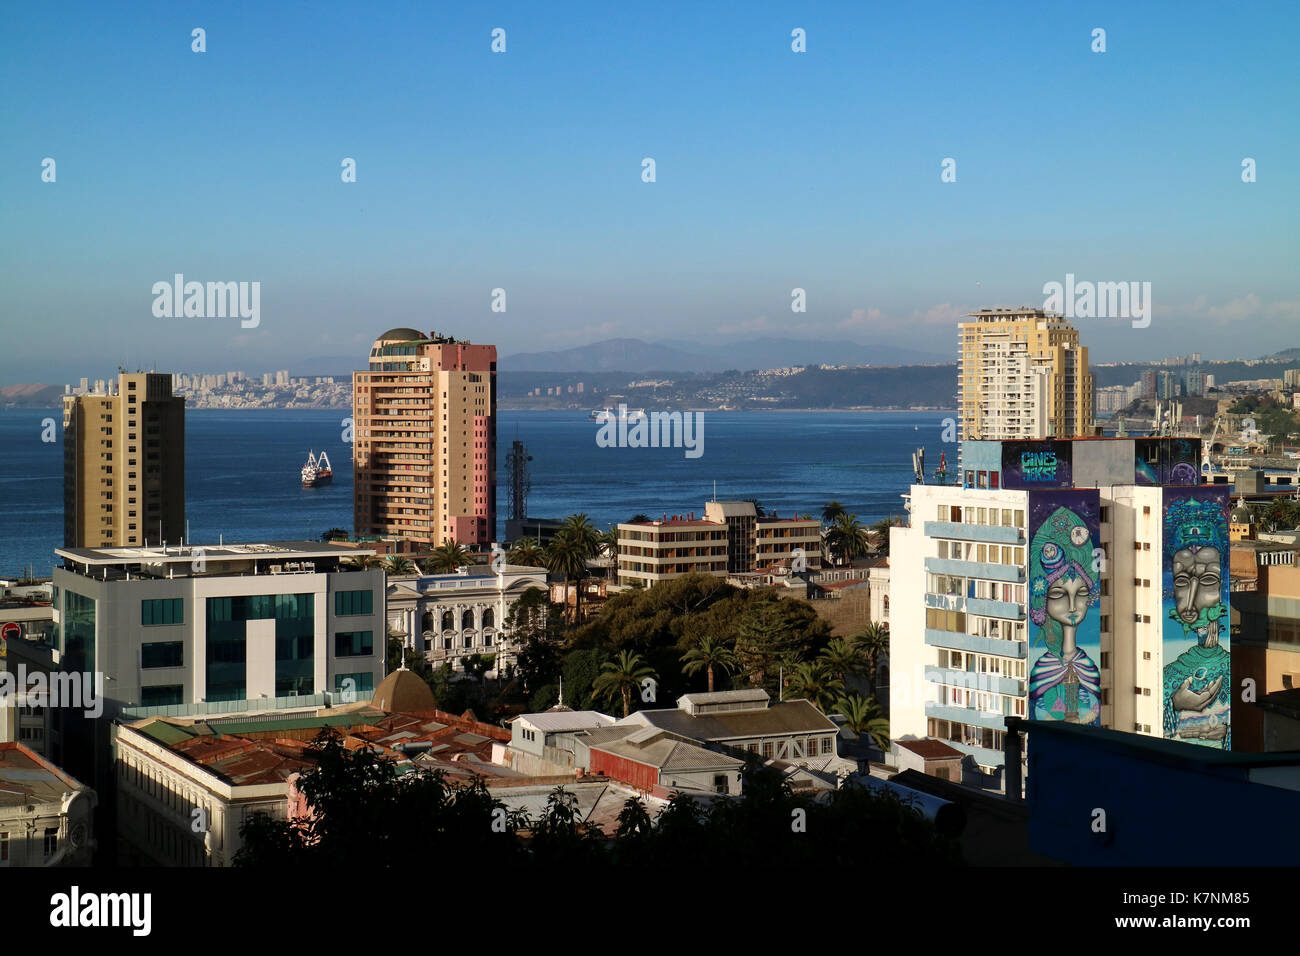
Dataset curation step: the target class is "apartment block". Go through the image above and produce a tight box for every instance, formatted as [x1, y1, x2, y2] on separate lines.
[958, 309, 1092, 450]
[617, 501, 821, 588]
[62, 372, 185, 549]
[353, 329, 497, 548]
[891, 437, 1230, 785]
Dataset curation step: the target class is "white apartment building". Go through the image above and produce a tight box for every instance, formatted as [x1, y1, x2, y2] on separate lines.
[891, 438, 1229, 785]
[385, 563, 548, 675]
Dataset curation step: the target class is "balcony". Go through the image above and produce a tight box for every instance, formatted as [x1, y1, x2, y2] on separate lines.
[924, 557, 1024, 583]
[925, 666, 1024, 697]
[965, 597, 1025, 620]
[924, 702, 1011, 732]
[924, 521, 1023, 545]
[925, 629, 1026, 659]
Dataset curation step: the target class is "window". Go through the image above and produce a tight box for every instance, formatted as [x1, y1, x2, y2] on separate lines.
[762, 741, 774, 759]
[821, 737, 832, 755]
[334, 631, 374, 657]
[713, 774, 729, 794]
[335, 590, 373, 616]
[141, 685, 183, 706]
[141, 642, 183, 669]
[44, 828, 58, 857]
[335, 672, 375, 695]
[0, 831, 7, 864]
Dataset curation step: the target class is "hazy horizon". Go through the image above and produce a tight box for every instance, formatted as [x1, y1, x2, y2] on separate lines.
[4, 1, 1297, 383]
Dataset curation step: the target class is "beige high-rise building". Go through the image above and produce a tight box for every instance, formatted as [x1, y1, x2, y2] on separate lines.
[62, 372, 185, 549]
[353, 329, 496, 547]
[957, 308, 1093, 445]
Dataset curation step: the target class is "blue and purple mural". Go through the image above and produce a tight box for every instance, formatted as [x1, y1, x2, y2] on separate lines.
[1002, 441, 1074, 489]
[1162, 487, 1231, 748]
[1135, 438, 1201, 486]
[1027, 489, 1103, 725]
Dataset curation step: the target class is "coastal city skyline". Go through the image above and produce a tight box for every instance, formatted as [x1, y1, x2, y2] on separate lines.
[4, 0, 1298, 932]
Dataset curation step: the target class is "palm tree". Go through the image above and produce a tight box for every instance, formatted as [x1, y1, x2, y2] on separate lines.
[384, 555, 416, 575]
[628, 514, 651, 524]
[507, 537, 546, 567]
[826, 512, 871, 566]
[836, 693, 890, 751]
[556, 514, 601, 622]
[593, 650, 657, 717]
[821, 501, 846, 524]
[819, 636, 866, 683]
[869, 516, 901, 557]
[544, 532, 587, 624]
[680, 635, 739, 693]
[854, 622, 890, 692]
[425, 540, 470, 574]
[320, 527, 350, 542]
[344, 554, 384, 570]
[785, 660, 844, 713]
[596, 527, 619, 559]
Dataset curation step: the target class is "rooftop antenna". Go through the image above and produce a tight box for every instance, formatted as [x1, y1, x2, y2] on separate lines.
[558, 676, 564, 708]
[713, 480, 717, 501]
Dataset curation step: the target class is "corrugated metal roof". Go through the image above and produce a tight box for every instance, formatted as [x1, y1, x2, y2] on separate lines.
[519, 711, 615, 732]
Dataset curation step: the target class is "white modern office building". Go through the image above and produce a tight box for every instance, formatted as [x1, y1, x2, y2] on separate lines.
[51, 542, 387, 713]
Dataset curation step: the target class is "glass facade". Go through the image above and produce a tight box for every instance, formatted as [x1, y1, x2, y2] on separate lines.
[275, 593, 315, 697]
[63, 590, 96, 674]
[206, 593, 314, 702]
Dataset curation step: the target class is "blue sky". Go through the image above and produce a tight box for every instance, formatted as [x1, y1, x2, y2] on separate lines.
[2, 0, 1297, 382]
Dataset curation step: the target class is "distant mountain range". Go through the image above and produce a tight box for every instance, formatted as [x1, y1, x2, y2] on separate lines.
[501, 337, 950, 373]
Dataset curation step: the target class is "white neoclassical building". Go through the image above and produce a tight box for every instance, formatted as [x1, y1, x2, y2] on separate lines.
[386, 564, 548, 676]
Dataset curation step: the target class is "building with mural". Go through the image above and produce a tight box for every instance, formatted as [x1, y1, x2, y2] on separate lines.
[890, 436, 1232, 790]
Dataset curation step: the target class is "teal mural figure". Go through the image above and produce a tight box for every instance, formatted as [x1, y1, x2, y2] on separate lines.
[1162, 496, 1231, 748]
[1028, 507, 1102, 724]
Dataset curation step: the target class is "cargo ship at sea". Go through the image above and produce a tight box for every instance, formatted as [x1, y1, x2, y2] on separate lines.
[302, 450, 333, 487]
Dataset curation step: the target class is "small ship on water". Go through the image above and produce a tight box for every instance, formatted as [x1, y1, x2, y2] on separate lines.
[302, 450, 333, 487]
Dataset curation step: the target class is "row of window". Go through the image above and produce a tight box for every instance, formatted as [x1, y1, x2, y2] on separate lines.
[0, 829, 59, 863]
[936, 685, 1027, 717]
[936, 649, 1027, 680]
[937, 540, 1025, 566]
[139, 631, 375, 671]
[142, 598, 184, 626]
[937, 505, 1025, 528]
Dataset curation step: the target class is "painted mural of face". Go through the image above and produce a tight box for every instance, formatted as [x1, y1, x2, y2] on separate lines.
[1045, 574, 1092, 629]
[1172, 547, 1222, 625]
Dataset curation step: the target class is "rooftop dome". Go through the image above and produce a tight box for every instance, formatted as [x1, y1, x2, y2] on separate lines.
[376, 328, 428, 343]
[370, 668, 437, 712]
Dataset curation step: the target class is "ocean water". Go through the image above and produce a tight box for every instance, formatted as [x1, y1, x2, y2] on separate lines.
[0, 408, 956, 577]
